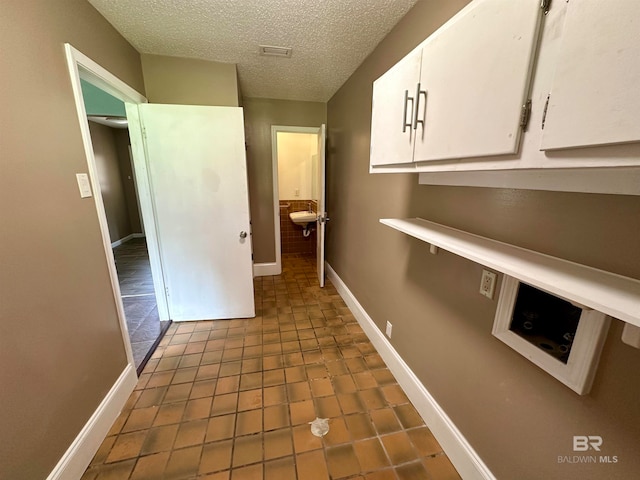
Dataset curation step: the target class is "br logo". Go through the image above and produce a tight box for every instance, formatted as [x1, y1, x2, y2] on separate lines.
[573, 436, 603, 452]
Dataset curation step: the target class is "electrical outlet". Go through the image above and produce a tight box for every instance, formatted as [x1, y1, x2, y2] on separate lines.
[479, 270, 497, 299]
[385, 321, 393, 338]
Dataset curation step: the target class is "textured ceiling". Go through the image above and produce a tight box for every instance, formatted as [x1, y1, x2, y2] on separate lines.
[88, 0, 418, 102]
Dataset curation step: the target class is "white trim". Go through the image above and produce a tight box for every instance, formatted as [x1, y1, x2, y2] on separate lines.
[417, 168, 640, 196]
[270, 125, 321, 276]
[65, 43, 171, 324]
[253, 262, 281, 277]
[492, 276, 610, 395]
[326, 263, 495, 480]
[65, 44, 137, 367]
[46, 365, 137, 480]
[110, 232, 144, 248]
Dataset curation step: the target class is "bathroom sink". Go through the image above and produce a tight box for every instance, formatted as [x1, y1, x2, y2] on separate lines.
[289, 211, 317, 227]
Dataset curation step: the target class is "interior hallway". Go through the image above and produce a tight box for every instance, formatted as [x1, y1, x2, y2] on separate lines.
[114, 238, 169, 370]
[82, 254, 459, 479]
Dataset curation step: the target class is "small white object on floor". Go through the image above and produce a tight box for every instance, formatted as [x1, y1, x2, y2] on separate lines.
[309, 417, 329, 437]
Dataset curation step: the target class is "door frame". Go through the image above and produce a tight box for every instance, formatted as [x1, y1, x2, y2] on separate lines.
[268, 125, 321, 277]
[64, 44, 169, 368]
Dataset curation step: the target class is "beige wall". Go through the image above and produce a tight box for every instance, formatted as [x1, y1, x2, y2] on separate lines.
[277, 132, 317, 200]
[243, 98, 326, 263]
[141, 53, 239, 106]
[89, 122, 133, 242]
[0, 1, 144, 478]
[326, 1, 640, 479]
[114, 129, 143, 234]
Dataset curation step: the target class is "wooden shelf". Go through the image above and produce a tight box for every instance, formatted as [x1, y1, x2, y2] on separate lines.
[380, 218, 640, 327]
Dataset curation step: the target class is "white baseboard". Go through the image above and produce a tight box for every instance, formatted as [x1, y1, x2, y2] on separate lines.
[46, 364, 137, 480]
[326, 263, 495, 480]
[253, 262, 281, 277]
[111, 233, 144, 248]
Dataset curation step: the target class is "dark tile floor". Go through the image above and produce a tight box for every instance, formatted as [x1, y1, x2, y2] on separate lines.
[114, 237, 169, 369]
[83, 253, 460, 479]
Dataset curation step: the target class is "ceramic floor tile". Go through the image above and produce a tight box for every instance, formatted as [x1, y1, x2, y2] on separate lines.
[174, 419, 207, 449]
[381, 432, 419, 465]
[82, 254, 459, 480]
[264, 457, 296, 480]
[206, 414, 236, 443]
[236, 409, 262, 436]
[326, 444, 361, 479]
[121, 406, 158, 433]
[353, 438, 390, 472]
[199, 440, 233, 475]
[233, 434, 263, 467]
[370, 408, 402, 435]
[164, 445, 202, 479]
[263, 385, 287, 407]
[314, 395, 343, 419]
[292, 424, 323, 453]
[140, 424, 179, 455]
[264, 404, 290, 431]
[395, 461, 430, 480]
[231, 463, 263, 480]
[105, 431, 146, 463]
[407, 427, 442, 457]
[393, 404, 424, 429]
[322, 417, 350, 447]
[129, 451, 170, 479]
[289, 399, 316, 425]
[296, 449, 329, 480]
[264, 428, 294, 460]
[238, 388, 263, 411]
[423, 454, 463, 480]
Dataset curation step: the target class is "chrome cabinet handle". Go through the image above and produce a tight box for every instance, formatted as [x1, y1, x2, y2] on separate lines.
[413, 83, 427, 130]
[402, 90, 414, 133]
[239, 231, 247, 239]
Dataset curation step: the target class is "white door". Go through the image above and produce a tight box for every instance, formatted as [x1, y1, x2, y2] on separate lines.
[316, 124, 327, 287]
[139, 104, 254, 320]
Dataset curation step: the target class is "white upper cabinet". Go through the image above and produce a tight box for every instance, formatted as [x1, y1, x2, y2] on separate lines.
[369, 0, 640, 194]
[541, 1, 640, 151]
[370, 0, 542, 167]
[370, 50, 422, 166]
[415, 0, 541, 162]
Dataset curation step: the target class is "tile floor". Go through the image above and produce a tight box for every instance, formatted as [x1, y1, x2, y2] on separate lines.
[113, 237, 169, 369]
[82, 254, 460, 479]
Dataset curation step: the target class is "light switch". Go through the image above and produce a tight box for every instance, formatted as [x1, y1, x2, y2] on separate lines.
[76, 173, 92, 198]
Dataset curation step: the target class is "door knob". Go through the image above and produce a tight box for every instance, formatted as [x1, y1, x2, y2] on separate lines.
[239, 231, 247, 239]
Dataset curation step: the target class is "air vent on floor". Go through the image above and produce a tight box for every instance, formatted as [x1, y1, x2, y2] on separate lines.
[259, 45, 293, 58]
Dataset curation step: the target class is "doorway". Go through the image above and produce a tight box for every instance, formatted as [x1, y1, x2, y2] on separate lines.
[86, 116, 169, 370]
[271, 125, 327, 285]
[65, 44, 170, 373]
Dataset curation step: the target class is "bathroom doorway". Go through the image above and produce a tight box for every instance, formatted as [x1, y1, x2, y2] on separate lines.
[271, 125, 327, 285]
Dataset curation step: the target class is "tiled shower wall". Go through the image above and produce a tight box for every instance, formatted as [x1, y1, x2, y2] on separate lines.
[280, 200, 317, 255]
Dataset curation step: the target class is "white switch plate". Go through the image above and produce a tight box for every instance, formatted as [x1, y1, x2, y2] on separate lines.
[76, 173, 92, 198]
[480, 270, 497, 299]
[385, 321, 393, 338]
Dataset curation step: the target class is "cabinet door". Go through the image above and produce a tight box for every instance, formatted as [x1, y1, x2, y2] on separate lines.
[370, 49, 422, 166]
[414, 0, 542, 162]
[541, 1, 640, 151]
